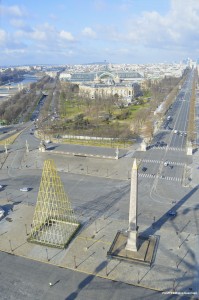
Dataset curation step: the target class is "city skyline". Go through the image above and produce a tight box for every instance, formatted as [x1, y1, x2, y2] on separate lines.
[1, 0, 199, 66]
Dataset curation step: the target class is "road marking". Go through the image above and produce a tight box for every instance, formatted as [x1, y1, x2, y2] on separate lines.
[138, 173, 181, 182]
[152, 146, 185, 151]
[142, 159, 185, 166]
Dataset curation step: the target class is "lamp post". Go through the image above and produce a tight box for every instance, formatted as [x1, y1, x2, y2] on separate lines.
[26, 140, 29, 153]
[4, 142, 8, 154]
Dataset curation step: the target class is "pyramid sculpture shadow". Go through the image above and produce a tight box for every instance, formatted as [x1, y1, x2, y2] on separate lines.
[28, 159, 80, 249]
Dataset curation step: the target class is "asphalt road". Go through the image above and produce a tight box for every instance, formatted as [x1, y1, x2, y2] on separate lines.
[0, 251, 178, 300]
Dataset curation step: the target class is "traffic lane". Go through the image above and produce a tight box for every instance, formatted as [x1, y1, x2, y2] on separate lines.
[139, 191, 198, 235]
[163, 149, 188, 164]
[170, 132, 186, 148]
[160, 163, 183, 180]
[0, 170, 130, 217]
[138, 158, 183, 181]
[138, 160, 160, 177]
[172, 101, 189, 133]
[0, 251, 167, 300]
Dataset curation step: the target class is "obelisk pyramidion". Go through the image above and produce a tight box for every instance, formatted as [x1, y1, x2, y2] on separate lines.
[126, 158, 138, 252]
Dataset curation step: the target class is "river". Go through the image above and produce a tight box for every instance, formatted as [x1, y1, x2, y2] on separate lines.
[0, 74, 39, 99]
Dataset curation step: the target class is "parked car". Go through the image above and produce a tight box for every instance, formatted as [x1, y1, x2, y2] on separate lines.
[0, 185, 3, 190]
[142, 167, 147, 172]
[20, 187, 29, 192]
[164, 161, 169, 166]
[160, 141, 167, 147]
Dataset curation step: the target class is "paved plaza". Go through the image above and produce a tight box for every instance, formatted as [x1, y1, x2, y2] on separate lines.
[0, 131, 198, 299]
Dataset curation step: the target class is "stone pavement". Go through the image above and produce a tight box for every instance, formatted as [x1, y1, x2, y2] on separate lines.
[0, 141, 198, 298]
[0, 196, 197, 296]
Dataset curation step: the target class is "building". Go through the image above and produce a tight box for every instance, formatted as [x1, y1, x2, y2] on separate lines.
[60, 67, 145, 102]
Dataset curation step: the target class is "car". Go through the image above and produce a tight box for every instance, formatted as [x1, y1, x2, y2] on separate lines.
[184, 132, 187, 136]
[0, 185, 4, 190]
[174, 130, 178, 134]
[167, 210, 177, 217]
[142, 167, 147, 172]
[0, 206, 5, 218]
[160, 141, 167, 147]
[20, 187, 29, 192]
[45, 140, 51, 144]
[180, 132, 183, 136]
[164, 161, 169, 166]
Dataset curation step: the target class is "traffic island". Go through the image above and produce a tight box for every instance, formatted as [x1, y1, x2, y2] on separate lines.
[107, 230, 158, 266]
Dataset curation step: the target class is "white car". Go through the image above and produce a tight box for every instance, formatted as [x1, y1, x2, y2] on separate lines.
[174, 130, 177, 134]
[20, 187, 29, 192]
[164, 161, 169, 166]
[0, 206, 5, 218]
[0, 185, 3, 190]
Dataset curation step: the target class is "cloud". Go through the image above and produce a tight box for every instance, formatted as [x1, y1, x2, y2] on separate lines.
[3, 48, 26, 55]
[14, 29, 47, 42]
[82, 27, 96, 38]
[0, 29, 7, 46]
[49, 13, 57, 20]
[10, 19, 27, 29]
[31, 30, 47, 41]
[93, 0, 107, 11]
[118, 0, 134, 11]
[59, 30, 75, 41]
[106, 0, 199, 51]
[0, 5, 26, 17]
[0, 28, 26, 53]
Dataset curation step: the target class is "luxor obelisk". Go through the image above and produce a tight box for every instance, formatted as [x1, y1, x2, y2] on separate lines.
[126, 158, 138, 252]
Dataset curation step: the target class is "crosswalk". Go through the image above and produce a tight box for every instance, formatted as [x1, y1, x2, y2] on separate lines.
[141, 159, 185, 166]
[152, 146, 185, 151]
[138, 173, 181, 182]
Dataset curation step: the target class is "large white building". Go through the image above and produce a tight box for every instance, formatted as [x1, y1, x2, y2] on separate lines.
[60, 67, 145, 101]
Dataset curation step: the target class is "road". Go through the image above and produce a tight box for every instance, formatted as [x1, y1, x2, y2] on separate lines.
[0, 251, 176, 300]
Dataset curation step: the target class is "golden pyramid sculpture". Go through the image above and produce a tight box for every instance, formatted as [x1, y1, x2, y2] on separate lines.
[28, 159, 80, 248]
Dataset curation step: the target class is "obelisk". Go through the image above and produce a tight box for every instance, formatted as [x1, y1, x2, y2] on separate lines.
[126, 158, 138, 252]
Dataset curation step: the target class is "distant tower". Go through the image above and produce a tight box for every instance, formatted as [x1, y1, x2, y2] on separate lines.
[126, 159, 138, 252]
[115, 73, 120, 83]
[94, 73, 100, 84]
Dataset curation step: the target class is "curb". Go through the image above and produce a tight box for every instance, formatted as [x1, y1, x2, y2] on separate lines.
[45, 149, 118, 160]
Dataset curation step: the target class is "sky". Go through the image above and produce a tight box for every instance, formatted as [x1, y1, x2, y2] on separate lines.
[0, 0, 199, 66]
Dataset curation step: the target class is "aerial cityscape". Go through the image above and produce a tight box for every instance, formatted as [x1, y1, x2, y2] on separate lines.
[1, 1, 199, 300]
